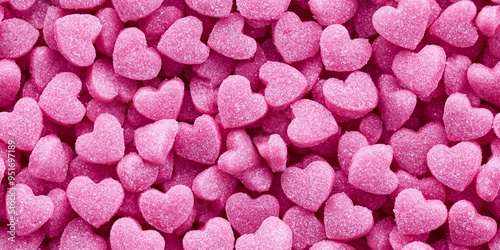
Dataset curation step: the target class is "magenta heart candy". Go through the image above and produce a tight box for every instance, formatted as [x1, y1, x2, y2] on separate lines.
[235, 0, 290, 20]
[133, 77, 184, 121]
[476, 157, 500, 202]
[185, 0, 232, 18]
[281, 161, 335, 212]
[378, 74, 417, 132]
[134, 119, 178, 165]
[139, 185, 194, 233]
[27, 134, 72, 183]
[217, 129, 260, 175]
[183, 217, 235, 250]
[283, 206, 326, 250]
[467, 61, 500, 107]
[0, 59, 21, 108]
[60, 218, 107, 250]
[235, 216, 293, 250]
[449, 200, 497, 246]
[208, 13, 257, 60]
[429, 1, 478, 48]
[110, 217, 165, 250]
[427, 141, 482, 191]
[66, 176, 124, 228]
[192, 166, 237, 202]
[111, 0, 162, 22]
[0, 18, 39, 59]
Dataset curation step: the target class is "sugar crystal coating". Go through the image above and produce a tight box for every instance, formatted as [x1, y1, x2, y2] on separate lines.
[60, 218, 107, 250]
[135, 119, 178, 165]
[0, 18, 39, 58]
[283, 206, 326, 250]
[110, 217, 165, 250]
[117, 153, 159, 193]
[449, 200, 497, 246]
[208, 13, 257, 60]
[235, 216, 292, 250]
[183, 217, 235, 250]
[0, 59, 21, 108]
[28, 134, 72, 183]
[309, 0, 358, 26]
[235, 0, 290, 20]
[111, 0, 162, 22]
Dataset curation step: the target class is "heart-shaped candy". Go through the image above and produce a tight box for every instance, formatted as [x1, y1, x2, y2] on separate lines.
[476, 157, 500, 202]
[135, 119, 178, 165]
[235, 0, 290, 20]
[139, 185, 194, 233]
[113, 28, 162, 80]
[117, 153, 159, 193]
[427, 141, 482, 191]
[235, 216, 292, 250]
[110, 217, 165, 250]
[111, 0, 162, 22]
[282, 206, 326, 250]
[218, 129, 260, 175]
[208, 13, 257, 60]
[60, 218, 107, 250]
[0, 18, 39, 59]
[66, 176, 124, 228]
[449, 200, 497, 246]
[429, 1, 478, 48]
[378, 74, 417, 132]
[75, 113, 124, 164]
[281, 161, 335, 212]
[372, 0, 430, 50]
[467, 61, 500, 107]
[28, 134, 72, 183]
[87, 58, 137, 103]
[183, 217, 235, 250]
[337, 131, 369, 173]
[133, 77, 184, 121]
[186, 0, 232, 18]
[320, 24, 372, 72]
[0, 59, 21, 108]
[54, 14, 102, 67]
[192, 166, 237, 202]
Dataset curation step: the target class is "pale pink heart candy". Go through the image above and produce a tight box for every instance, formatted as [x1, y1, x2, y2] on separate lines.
[429, 1, 478, 48]
[60, 0, 105, 9]
[337, 131, 369, 173]
[157, 16, 210, 65]
[54, 14, 102, 67]
[389, 227, 428, 250]
[117, 153, 159, 193]
[186, 0, 232, 17]
[113, 28, 162, 80]
[111, 0, 162, 22]
[489, 230, 500, 250]
[254, 134, 287, 173]
[218, 129, 260, 175]
[28, 134, 72, 183]
[476, 5, 500, 37]
[161, 156, 205, 191]
[38, 72, 86, 126]
[208, 13, 256, 60]
[225, 192, 280, 235]
[372, 0, 430, 50]
[0, 59, 20, 108]
[390, 121, 448, 177]
[281, 161, 335, 212]
[192, 166, 237, 202]
[476, 157, 500, 202]
[443, 93, 493, 141]
[0, 226, 44, 249]
[467, 61, 500, 107]
[359, 113, 383, 144]
[401, 242, 433, 250]
[174, 114, 222, 165]
[283, 206, 326, 250]
[60, 218, 107, 250]
[6, 184, 54, 236]
[308, 0, 358, 25]
[110, 217, 165, 250]
[323, 71, 378, 119]
[392, 45, 446, 100]
[234, 160, 274, 193]
[427, 141, 482, 191]
[43, 6, 67, 50]
[394, 188, 448, 235]
[85, 99, 127, 126]
[189, 77, 219, 114]
[137, 5, 183, 41]
[95, 8, 123, 57]
[5, 0, 36, 10]
[371, 36, 403, 74]
[183, 217, 235, 250]
[0, 18, 39, 58]
[87, 58, 137, 103]
[191, 51, 235, 88]
[235, 216, 292, 250]
[378, 74, 417, 132]
[259, 61, 309, 110]
[310, 240, 355, 250]
[449, 200, 497, 246]
[217, 75, 268, 129]
[320, 24, 372, 72]
[235, 0, 290, 20]
[324, 192, 374, 241]
[43, 188, 76, 238]
[348, 144, 398, 195]
[133, 77, 184, 121]
[287, 99, 338, 148]
[273, 11, 322, 63]
[75, 114, 124, 164]
[0, 97, 43, 151]
[366, 217, 394, 250]
[66, 176, 124, 228]
[135, 119, 178, 165]
[29, 46, 68, 91]
[139, 185, 194, 233]
[443, 54, 479, 106]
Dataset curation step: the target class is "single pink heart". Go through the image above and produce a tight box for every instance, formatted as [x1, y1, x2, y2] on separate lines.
[427, 141, 482, 191]
[443, 93, 494, 141]
[449, 200, 497, 246]
[281, 161, 335, 212]
[0, 97, 43, 151]
[273, 11, 322, 63]
[0, 18, 39, 59]
[135, 119, 178, 165]
[254, 134, 287, 173]
[0, 227, 44, 250]
[392, 45, 446, 100]
[236, 0, 290, 20]
[111, 0, 162, 22]
[66, 176, 124, 228]
[6, 184, 54, 236]
[467, 61, 500, 107]
[372, 0, 430, 50]
[429, 1, 478, 48]
[208, 13, 257, 60]
[0, 59, 21, 108]
[133, 77, 184, 121]
[28, 134, 73, 183]
[235, 216, 293, 250]
[259, 61, 309, 110]
[174, 114, 222, 165]
[217, 75, 268, 129]
[390, 121, 448, 177]
[287, 99, 338, 148]
[185, 0, 232, 17]
[337, 131, 369, 173]
[60, 218, 107, 250]
[75, 114, 124, 164]
[59, 0, 106, 10]
[323, 71, 378, 119]
[110, 217, 165, 250]
[157, 16, 210, 65]
[192, 166, 237, 202]
[87, 58, 137, 103]
[113, 28, 162, 80]
[378, 74, 417, 132]
[320, 24, 372, 72]
[225, 192, 280, 235]
[324, 192, 374, 241]
[394, 188, 448, 235]
[38, 72, 86, 126]
[139, 185, 194, 233]
[348, 144, 398, 195]
[217, 129, 260, 175]
[183, 217, 235, 250]
[54, 14, 102, 67]
[282, 206, 326, 250]
[476, 157, 500, 202]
